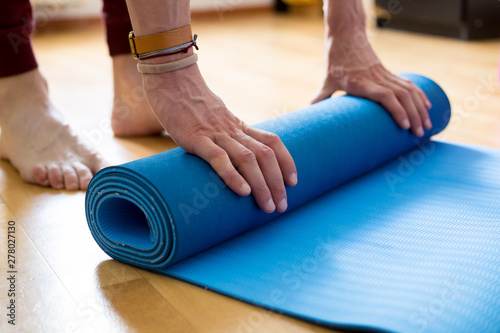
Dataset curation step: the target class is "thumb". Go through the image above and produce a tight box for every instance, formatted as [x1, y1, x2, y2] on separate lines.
[310, 85, 336, 105]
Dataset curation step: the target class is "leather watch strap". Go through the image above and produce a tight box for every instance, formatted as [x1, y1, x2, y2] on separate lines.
[129, 25, 194, 59]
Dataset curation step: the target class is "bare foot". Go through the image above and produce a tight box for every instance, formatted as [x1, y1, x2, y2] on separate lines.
[0, 69, 108, 190]
[111, 55, 164, 136]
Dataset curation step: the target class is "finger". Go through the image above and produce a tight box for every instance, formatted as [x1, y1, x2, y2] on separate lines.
[73, 161, 93, 190]
[390, 77, 432, 130]
[235, 132, 288, 212]
[190, 136, 252, 197]
[382, 79, 424, 137]
[349, 78, 411, 130]
[417, 85, 432, 109]
[245, 127, 298, 187]
[62, 164, 79, 191]
[47, 163, 64, 189]
[216, 136, 276, 213]
[410, 86, 432, 130]
[413, 85, 433, 129]
[310, 71, 344, 105]
[32, 164, 50, 186]
[311, 85, 335, 105]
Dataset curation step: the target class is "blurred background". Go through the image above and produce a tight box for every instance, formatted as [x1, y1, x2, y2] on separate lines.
[32, 0, 500, 40]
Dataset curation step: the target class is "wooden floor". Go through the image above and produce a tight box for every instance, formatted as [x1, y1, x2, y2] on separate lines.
[1, 9, 499, 333]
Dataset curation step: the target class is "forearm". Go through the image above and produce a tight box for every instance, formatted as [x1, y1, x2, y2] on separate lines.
[323, 0, 366, 36]
[125, 0, 190, 37]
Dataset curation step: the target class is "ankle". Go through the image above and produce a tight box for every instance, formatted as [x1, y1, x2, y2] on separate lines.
[112, 54, 141, 79]
[0, 69, 51, 124]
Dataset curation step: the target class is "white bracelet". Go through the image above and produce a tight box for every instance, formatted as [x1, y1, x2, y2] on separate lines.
[137, 53, 198, 74]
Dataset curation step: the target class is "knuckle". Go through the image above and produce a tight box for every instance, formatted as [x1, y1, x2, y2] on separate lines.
[257, 145, 276, 161]
[396, 89, 411, 101]
[263, 132, 282, 147]
[376, 88, 394, 101]
[207, 147, 228, 163]
[402, 78, 413, 86]
[237, 148, 257, 165]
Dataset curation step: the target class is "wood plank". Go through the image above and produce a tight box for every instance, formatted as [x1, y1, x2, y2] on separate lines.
[0, 198, 96, 332]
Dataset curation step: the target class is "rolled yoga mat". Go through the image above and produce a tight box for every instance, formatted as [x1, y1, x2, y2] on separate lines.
[86, 74, 500, 333]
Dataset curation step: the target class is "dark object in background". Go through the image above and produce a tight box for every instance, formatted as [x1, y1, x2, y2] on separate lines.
[375, 0, 500, 40]
[275, 0, 289, 12]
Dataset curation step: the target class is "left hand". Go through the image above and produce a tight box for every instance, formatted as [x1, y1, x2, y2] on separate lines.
[311, 28, 432, 137]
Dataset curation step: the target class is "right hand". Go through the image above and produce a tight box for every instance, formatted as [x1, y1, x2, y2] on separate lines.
[141, 63, 298, 213]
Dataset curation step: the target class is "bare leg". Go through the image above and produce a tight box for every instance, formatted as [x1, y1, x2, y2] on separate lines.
[0, 69, 108, 190]
[110, 54, 164, 136]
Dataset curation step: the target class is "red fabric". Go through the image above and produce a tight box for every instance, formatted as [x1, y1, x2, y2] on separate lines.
[0, 0, 37, 77]
[0, 0, 132, 78]
[102, 0, 133, 56]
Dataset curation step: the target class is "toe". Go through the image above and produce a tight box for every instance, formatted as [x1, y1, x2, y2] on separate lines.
[89, 153, 110, 173]
[73, 161, 93, 190]
[47, 163, 64, 189]
[33, 164, 50, 186]
[62, 164, 79, 191]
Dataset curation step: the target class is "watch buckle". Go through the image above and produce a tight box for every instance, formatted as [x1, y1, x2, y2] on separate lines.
[128, 31, 139, 59]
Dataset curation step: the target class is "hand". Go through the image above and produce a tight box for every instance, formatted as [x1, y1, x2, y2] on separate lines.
[311, 28, 432, 137]
[142, 64, 298, 213]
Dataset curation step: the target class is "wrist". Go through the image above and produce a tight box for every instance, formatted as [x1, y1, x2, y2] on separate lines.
[126, 0, 190, 37]
[326, 16, 366, 39]
[325, 28, 368, 49]
[324, 0, 366, 37]
[140, 48, 194, 65]
[142, 61, 204, 92]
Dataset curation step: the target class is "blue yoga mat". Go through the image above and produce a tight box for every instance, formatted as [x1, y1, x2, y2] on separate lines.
[86, 74, 500, 333]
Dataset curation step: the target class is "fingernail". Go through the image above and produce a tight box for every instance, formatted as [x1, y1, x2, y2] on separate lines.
[240, 183, 251, 195]
[424, 119, 432, 129]
[265, 198, 276, 213]
[277, 198, 288, 212]
[289, 173, 298, 186]
[416, 127, 424, 137]
[426, 100, 432, 109]
[402, 119, 411, 129]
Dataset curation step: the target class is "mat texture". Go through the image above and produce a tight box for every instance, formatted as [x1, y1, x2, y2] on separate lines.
[86, 74, 500, 333]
